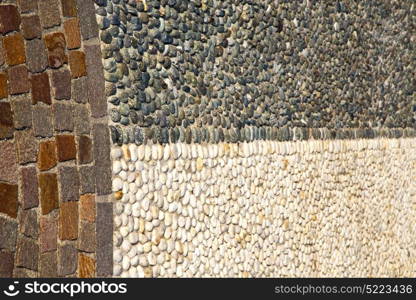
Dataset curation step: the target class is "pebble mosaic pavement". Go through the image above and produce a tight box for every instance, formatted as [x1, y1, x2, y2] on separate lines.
[0, 0, 415, 278]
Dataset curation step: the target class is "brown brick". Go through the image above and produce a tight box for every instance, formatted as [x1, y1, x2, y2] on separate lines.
[16, 236, 39, 271]
[64, 18, 81, 49]
[78, 135, 92, 164]
[61, 0, 77, 17]
[69, 51, 86, 78]
[0, 216, 18, 251]
[0, 183, 18, 218]
[40, 215, 57, 252]
[11, 94, 32, 129]
[19, 0, 38, 13]
[20, 209, 39, 238]
[72, 76, 88, 104]
[52, 69, 71, 99]
[44, 32, 67, 68]
[0, 39, 4, 67]
[0, 251, 14, 277]
[78, 254, 95, 278]
[0, 73, 7, 99]
[59, 201, 78, 240]
[0, 102, 13, 139]
[40, 251, 57, 277]
[20, 166, 39, 209]
[38, 140, 57, 171]
[8, 65, 30, 94]
[85, 45, 106, 117]
[74, 104, 90, 134]
[80, 194, 95, 222]
[26, 38, 48, 72]
[0, 140, 17, 183]
[38, 0, 61, 29]
[39, 173, 59, 215]
[56, 134, 76, 161]
[15, 129, 37, 164]
[31, 72, 51, 105]
[58, 244, 77, 276]
[21, 15, 41, 39]
[3, 33, 25, 66]
[79, 166, 95, 194]
[0, 5, 21, 34]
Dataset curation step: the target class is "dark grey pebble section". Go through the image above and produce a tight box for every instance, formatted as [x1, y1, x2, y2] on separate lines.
[95, 0, 416, 145]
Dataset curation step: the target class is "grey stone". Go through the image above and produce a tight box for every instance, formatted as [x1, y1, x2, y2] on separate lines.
[96, 202, 113, 276]
[32, 104, 53, 138]
[58, 244, 77, 276]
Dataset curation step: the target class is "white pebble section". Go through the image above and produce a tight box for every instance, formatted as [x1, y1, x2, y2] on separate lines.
[111, 139, 416, 277]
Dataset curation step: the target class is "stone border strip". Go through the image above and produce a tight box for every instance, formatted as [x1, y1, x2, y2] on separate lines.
[110, 125, 416, 145]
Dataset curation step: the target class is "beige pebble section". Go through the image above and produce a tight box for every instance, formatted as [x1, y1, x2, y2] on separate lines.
[110, 138, 416, 277]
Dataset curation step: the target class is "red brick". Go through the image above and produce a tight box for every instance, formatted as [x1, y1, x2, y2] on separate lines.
[80, 194, 95, 222]
[3, 33, 26, 66]
[38, 140, 57, 171]
[0, 140, 17, 183]
[19, 209, 39, 238]
[56, 135, 76, 162]
[16, 236, 39, 271]
[78, 221, 95, 253]
[21, 166, 39, 209]
[0, 251, 14, 277]
[8, 65, 30, 95]
[0, 5, 21, 34]
[40, 251, 57, 277]
[64, 18, 81, 49]
[59, 201, 78, 240]
[44, 32, 67, 68]
[11, 94, 32, 129]
[21, 15, 42, 39]
[40, 215, 57, 252]
[0, 183, 18, 218]
[15, 129, 38, 164]
[31, 72, 51, 105]
[51, 69, 71, 99]
[0, 73, 7, 99]
[39, 173, 59, 215]
[0, 102, 13, 139]
[69, 51, 87, 78]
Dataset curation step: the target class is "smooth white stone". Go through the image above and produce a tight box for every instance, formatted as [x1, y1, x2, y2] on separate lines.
[112, 177, 123, 191]
[113, 161, 122, 175]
